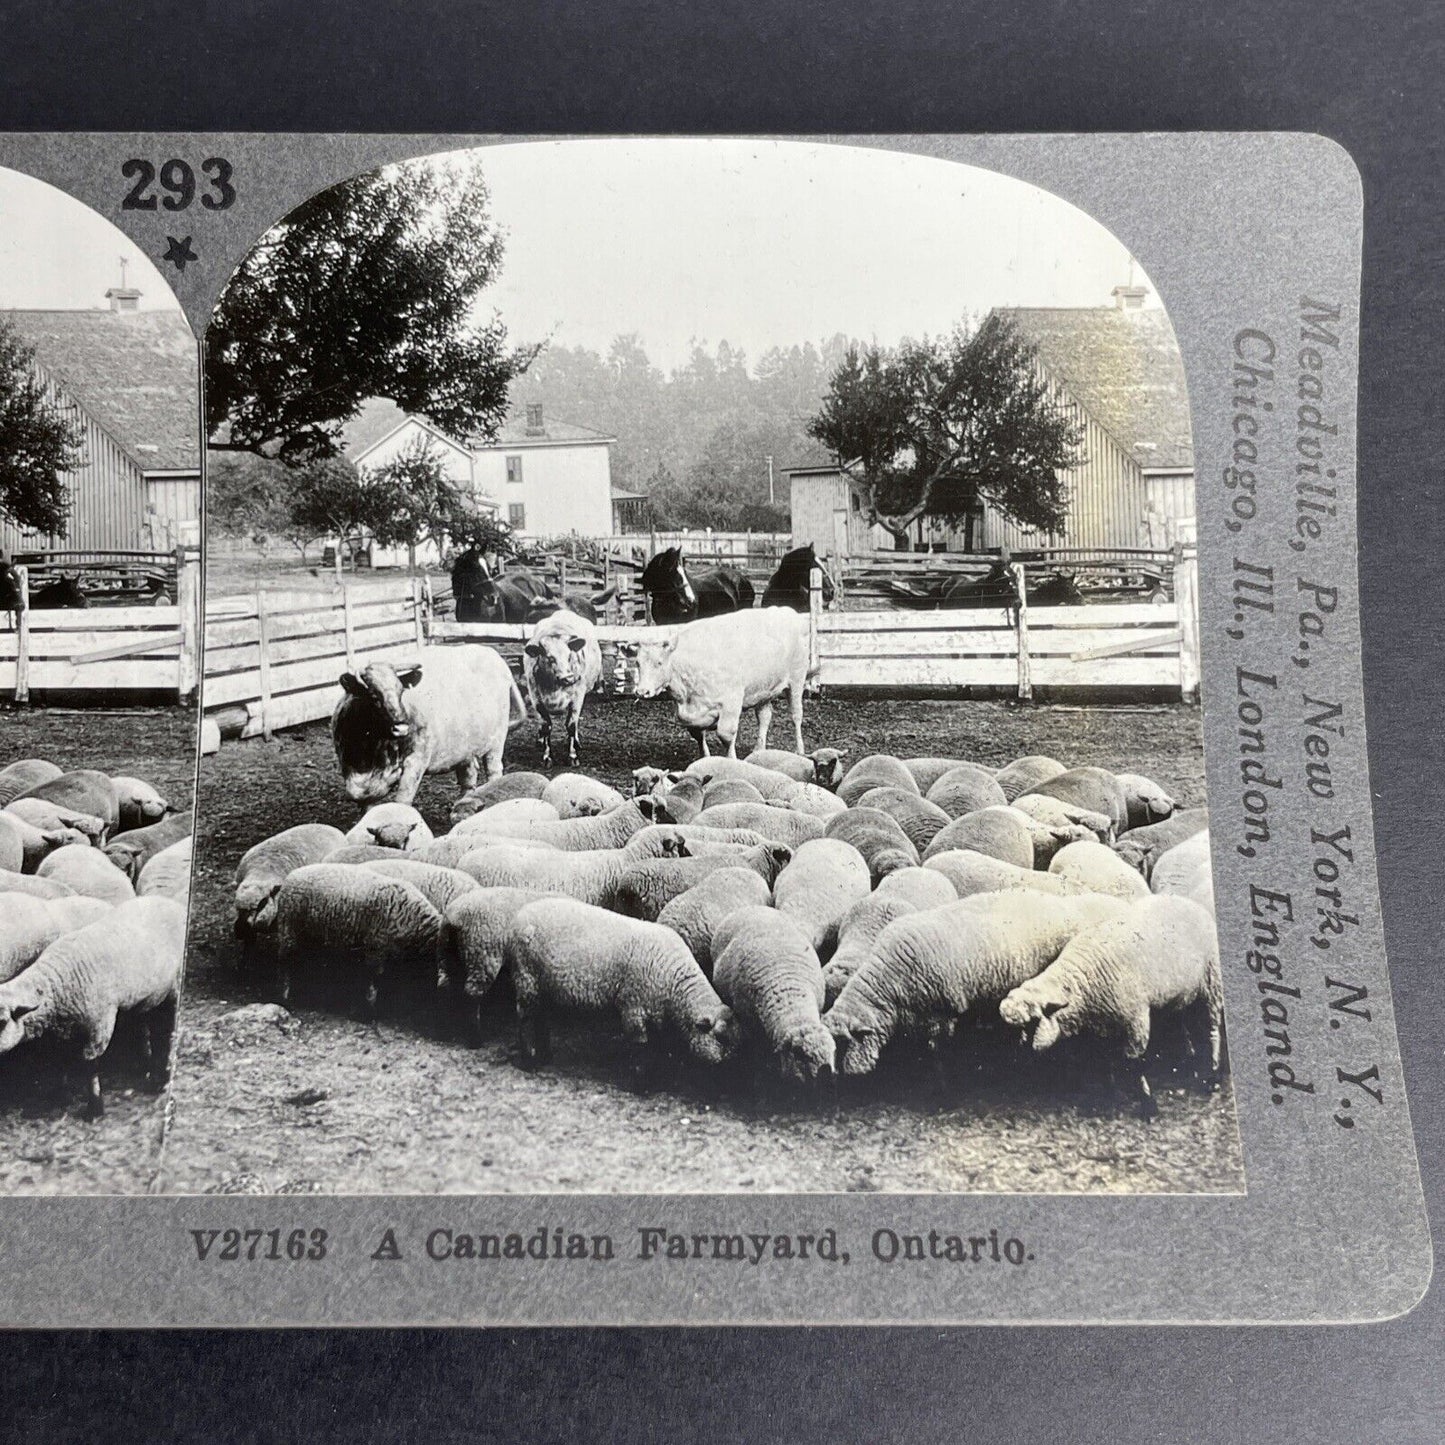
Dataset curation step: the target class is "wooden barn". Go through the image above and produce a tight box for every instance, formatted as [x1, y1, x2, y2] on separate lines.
[0, 288, 200, 556]
[787, 286, 1195, 556]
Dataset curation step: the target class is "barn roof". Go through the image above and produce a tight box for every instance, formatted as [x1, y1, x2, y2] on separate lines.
[1, 308, 199, 473]
[991, 306, 1194, 472]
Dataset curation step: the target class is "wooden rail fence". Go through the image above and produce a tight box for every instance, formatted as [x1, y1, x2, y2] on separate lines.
[203, 546, 1200, 743]
[0, 552, 201, 702]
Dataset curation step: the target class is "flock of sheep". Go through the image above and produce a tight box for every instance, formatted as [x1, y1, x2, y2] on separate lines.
[0, 759, 191, 1117]
[233, 738, 1219, 1118]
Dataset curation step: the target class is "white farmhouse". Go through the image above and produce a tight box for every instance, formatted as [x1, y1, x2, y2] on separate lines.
[342, 398, 616, 562]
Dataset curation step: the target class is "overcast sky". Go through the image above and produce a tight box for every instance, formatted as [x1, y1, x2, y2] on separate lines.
[457, 138, 1158, 371]
[0, 167, 176, 312]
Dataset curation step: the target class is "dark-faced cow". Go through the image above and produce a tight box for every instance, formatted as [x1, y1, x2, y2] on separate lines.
[331, 650, 527, 807]
[761, 544, 834, 613]
[30, 575, 88, 609]
[632, 607, 811, 758]
[640, 548, 754, 625]
[523, 585, 618, 626]
[522, 609, 603, 770]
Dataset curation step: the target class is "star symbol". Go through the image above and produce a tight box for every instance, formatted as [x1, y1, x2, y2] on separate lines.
[161, 235, 198, 272]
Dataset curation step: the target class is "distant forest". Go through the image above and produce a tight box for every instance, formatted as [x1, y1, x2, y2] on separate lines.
[513, 334, 860, 531]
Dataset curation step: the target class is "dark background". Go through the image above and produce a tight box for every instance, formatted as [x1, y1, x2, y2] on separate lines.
[3, 1, 1442, 1439]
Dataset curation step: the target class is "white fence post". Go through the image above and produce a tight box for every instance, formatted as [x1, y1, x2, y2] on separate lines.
[808, 565, 823, 692]
[1013, 563, 1032, 701]
[255, 590, 274, 741]
[14, 565, 29, 704]
[176, 548, 200, 704]
[1176, 543, 1201, 702]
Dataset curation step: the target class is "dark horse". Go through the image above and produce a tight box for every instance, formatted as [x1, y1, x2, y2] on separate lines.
[938, 558, 1083, 611]
[639, 547, 754, 625]
[0, 561, 23, 631]
[450, 550, 550, 623]
[761, 544, 835, 613]
[30, 575, 89, 609]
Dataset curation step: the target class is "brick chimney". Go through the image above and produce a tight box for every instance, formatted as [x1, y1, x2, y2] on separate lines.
[525, 402, 544, 435]
[1112, 283, 1147, 310]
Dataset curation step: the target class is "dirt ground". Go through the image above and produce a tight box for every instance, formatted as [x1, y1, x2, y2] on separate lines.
[0, 704, 197, 1195]
[162, 693, 1243, 1196]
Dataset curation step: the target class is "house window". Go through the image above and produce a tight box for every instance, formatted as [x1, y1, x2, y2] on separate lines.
[526, 403, 544, 431]
[850, 491, 861, 513]
[508, 503, 526, 529]
[506, 455, 523, 485]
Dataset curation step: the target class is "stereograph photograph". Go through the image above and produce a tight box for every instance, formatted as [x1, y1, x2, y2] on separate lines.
[0, 167, 199, 1191]
[152, 138, 1240, 1198]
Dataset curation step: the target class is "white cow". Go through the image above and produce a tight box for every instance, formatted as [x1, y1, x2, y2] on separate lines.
[632, 607, 811, 758]
[522, 609, 602, 770]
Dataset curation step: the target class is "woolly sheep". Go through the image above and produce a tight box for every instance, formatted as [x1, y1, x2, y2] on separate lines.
[988, 803, 1097, 868]
[448, 771, 551, 823]
[854, 786, 952, 851]
[102, 809, 193, 883]
[452, 798, 663, 853]
[343, 802, 433, 852]
[924, 764, 1008, 818]
[0, 873, 76, 901]
[702, 777, 766, 809]
[837, 754, 919, 807]
[779, 782, 850, 820]
[111, 776, 171, 832]
[0, 810, 85, 872]
[1116, 772, 1177, 830]
[993, 755, 1067, 801]
[746, 746, 848, 792]
[613, 843, 793, 922]
[998, 894, 1223, 1115]
[416, 832, 560, 868]
[450, 797, 561, 837]
[0, 758, 61, 807]
[772, 837, 871, 962]
[712, 906, 834, 1082]
[362, 857, 479, 914]
[1019, 766, 1129, 834]
[822, 874, 956, 1007]
[924, 849, 1089, 900]
[540, 773, 625, 819]
[693, 803, 824, 849]
[4, 797, 108, 847]
[0, 893, 111, 983]
[631, 765, 675, 797]
[622, 823, 769, 859]
[13, 769, 119, 833]
[37, 844, 135, 903]
[901, 757, 967, 794]
[505, 897, 738, 1066]
[1011, 792, 1115, 844]
[823, 808, 918, 884]
[1112, 808, 1208, 880]
[825, 892, 1129, 1076]
[0, 896, 187, 1117]
[273, 864, 443, 1017]
[136, 836, 192, 904]
[921, 809, 1034, 869]
[651, 774, 704, 823]
[323, 842, 412, 865]
[1048, 839, 1152, 899]
[684, 756, 803, 801]
[436, 887, 545, 1041]
[656, 866, 773, 976]
[1151, 830, 1213, 908]
[234, 823, 352, 942]
[459, 844, 638, 908]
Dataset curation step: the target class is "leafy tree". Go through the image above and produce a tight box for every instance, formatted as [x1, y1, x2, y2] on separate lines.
[808, 314, 1084, 546]
[207, 160, 538, 463]
[206, 450, 292, 544]
[364, 435, 499, 567]
[284, 456, 374, 573]
[0, 320, 85, 539]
